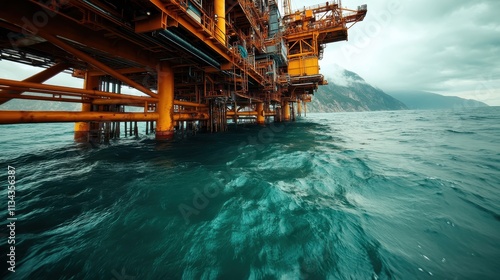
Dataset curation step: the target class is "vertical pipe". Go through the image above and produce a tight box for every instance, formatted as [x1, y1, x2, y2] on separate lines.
[223, 103, 227, 131]
[283, 100, 291, 121]
[105, 122, 110, 143]
[214, 0, 226, 45]
[74, 72, 98, 142]
[297, 99, 302, 117]
[156, 62, 175, 140]
[256, 102, 265, 125]
[116, 122, 120, 138]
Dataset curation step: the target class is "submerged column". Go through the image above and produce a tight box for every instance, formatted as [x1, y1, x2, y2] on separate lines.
[156, 62, 174, 140]
[283, 100, 291, 121]
[214, 0, 226, 44]
[74, 72, 98, 142]
[297, 99, 302, 117]
[256, 102, 265, 125]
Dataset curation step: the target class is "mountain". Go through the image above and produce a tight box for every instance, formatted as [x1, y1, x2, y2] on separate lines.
[307, 67, 407, 112]
[386, 90, 488, 109]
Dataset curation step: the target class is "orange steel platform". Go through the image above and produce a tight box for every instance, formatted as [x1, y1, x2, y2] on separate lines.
[0, 0, 366, 141]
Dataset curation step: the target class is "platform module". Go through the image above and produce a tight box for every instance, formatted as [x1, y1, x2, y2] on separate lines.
[0, 0, 366, 141]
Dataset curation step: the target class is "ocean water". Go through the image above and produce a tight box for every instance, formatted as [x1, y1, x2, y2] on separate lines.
[1, 107, 499, 279]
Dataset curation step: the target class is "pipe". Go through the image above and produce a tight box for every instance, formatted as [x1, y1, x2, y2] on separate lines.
[0, 110, 209, 124]
[38, 31, 158, 98]
[214, 0, 226, 44]
[92, 98, 149, 105]
[175, 113, 209, 121]
[156, 62, 174, 140]
[0, 111, 158, 124]
[256, 103, 265, 124]
[75, 73, 97, 142]
[0, 78, 157, 102]
[0, 62, 69, 105]
[283, 100, 291, 121]
[0, 93, 86, 103]
[226, 111, 258, 116]
[157, 30, 220, 69]
[91, 99, 208, 108]
[174, 100, 208, 108]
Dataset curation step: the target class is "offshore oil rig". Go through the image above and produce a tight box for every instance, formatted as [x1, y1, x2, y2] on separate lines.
[0, 0, 366, 141]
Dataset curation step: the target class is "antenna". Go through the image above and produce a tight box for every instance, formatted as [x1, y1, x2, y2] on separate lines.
[283, 0, 292, 15]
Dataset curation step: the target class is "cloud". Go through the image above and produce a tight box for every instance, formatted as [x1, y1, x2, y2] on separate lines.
[320, 0, 500, 105]
[1, 0, 498, 105]
[328, 64, 349, 87]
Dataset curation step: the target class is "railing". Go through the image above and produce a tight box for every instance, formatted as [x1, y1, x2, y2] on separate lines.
[200, 13, 215, 37]
[239, 0, 266, 51]
[278, 74, 290, 85]
[288, 1, 341, 14]
[163, 0, 270, 88]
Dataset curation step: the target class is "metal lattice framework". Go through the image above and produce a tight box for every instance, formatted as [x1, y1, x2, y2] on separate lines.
[0, 0, 366, 141]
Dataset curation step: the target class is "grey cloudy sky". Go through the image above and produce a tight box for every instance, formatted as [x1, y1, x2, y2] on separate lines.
[1, 0, 499, 105]
[314, 0, 500, 105]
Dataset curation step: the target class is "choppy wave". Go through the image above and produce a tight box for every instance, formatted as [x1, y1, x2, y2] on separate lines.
[1, 107, 499, 279]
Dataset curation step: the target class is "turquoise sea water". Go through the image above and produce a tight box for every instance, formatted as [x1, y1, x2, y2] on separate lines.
[1, 107, 499, 279]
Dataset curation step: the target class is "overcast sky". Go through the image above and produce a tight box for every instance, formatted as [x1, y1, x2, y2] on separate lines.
[1, 0, 499, 105]
[313, 0, 500, 105]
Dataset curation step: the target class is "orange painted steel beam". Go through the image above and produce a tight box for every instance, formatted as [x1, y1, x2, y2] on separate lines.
[135, 12, 170, 33]
[75, 73, 98, 142]
[156, 62, 175, 140]
[214, 0, 226, 44]
[297, 99, 302, 116]
[0, 110, 209, 124]
[256, 102, 265, 124]
[226, 111, 258, 116]
[0, 86, 87, 100]
[1, 92, 206, 108]
[174, 100, 208, 108]
[87, 67, 150, 77]
[283, 100, 291, 121]
[0, 62, 70, 105]
[0, 92, 85, 103]
[0, 86, 90, 100]
[0, 1, 158, 69]
[0, 78, 157, 103]
[175, 113, 209, 121]
[150, 0, 231, 62]
[91, 99, 208, 108]
[92, 99, 147, 105]
[0, 111, 159, 124]
[38, 31, 157, 98]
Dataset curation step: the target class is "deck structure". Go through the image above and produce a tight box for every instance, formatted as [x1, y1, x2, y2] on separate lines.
[0, 0, 366, 141]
